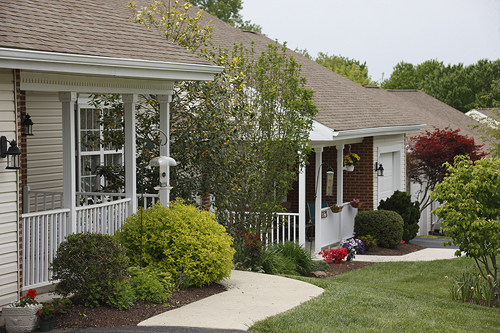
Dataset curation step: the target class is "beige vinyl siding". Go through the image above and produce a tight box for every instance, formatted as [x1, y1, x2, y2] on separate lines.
[0, 69, 19, 307]
[26, 92, 64, 203]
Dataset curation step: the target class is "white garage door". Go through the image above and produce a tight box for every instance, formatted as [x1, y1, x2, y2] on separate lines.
[378, 152, 394, 204]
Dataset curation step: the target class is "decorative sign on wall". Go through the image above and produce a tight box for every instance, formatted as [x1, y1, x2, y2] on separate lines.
[321, 210, 328, 219]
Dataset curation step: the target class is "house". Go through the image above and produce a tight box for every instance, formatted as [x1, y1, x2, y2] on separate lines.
[0, 0, 223, 307]
[198, 9, 426, 251]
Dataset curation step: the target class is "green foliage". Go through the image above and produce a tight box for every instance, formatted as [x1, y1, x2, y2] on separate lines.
[260, 241, 313, 276]
[354, 210, 404, 248]
[128, 267, 172, 303]
[50, 232, 129, 307]
[449, 268, 498, 307]
[51, 298, 72, 314]
[310, 260, 329, 272]
[381, 59, 444, 90]
[314, 52, 377, 86]
[115, 201, 235, 287]
[105, 280, 135, 310]
[378, 190, 420, 242]
[431, 155, 500, 298]
[357, 235, 377, 251]
[233, 229, 263, 272]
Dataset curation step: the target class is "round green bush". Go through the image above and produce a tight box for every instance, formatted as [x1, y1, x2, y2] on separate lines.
[115, 201, 235, 287]
[354, 210, 404, 248]
[378, 190, 420, 242]
[50, 232, 129, 307]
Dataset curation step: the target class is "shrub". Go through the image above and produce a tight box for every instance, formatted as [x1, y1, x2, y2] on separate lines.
[50, 232, 129, 307]
[128, 267, 172, 303]
[260, 241, 313, 276]
[358, 235, 377, 251]
[378, 190, 420, 242]
[115, 201, 235, 287]
[233, 229, 263, 272]
[354, 210, 404, 248]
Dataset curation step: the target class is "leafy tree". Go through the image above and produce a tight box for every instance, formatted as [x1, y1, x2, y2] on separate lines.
[431, 156, 500, 298]
[93, 2, 317, 240]
[408, 127, 486, 220]
[471, 80, 500, 157]
[314, 52, 377, 86]
[187, 0, 262, 33]
[381, 59, 443, 90]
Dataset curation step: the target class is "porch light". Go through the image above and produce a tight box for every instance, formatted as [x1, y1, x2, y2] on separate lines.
[0, 136, 21, 170]
[375, 162, 384, 177]
[22, 113, 34, 136]
[150, 156, 177, 190]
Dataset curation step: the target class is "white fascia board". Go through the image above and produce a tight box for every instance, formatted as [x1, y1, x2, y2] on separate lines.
[334, 124, 426, 141]
[0, 48, 224, 81]
[309, 120, 337, 142]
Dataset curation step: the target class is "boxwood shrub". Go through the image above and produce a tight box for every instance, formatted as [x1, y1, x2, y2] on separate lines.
[115, 201, 235, 287]
[354, 210, 404, 248]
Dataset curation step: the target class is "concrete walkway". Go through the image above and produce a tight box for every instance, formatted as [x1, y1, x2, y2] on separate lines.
[138, 270, 324, 331]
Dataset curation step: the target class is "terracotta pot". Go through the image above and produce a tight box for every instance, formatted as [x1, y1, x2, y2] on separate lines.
[2, 305, 42, 333]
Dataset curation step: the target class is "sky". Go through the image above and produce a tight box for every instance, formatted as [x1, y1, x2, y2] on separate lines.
[240, 0, 500, 83]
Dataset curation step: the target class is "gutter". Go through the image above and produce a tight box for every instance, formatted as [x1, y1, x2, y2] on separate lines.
[0, 48, 224, 81]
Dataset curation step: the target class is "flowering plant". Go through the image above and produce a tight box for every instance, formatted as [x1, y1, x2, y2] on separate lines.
[350, 199, 359, 204]
[343, 153, 360, 166]
[319, 247, 348, 264]
[341, 238, 365, 261]
[38, 303, 55, 321]
[331, 203, 341, 208]
[9, 289, 38, 308]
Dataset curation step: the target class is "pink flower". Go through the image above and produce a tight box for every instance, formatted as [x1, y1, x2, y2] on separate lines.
[401, 240, 405, 244]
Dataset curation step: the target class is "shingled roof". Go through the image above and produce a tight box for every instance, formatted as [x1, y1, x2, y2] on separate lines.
[193, 7, 424, 132]
[0, 0, 211, 66]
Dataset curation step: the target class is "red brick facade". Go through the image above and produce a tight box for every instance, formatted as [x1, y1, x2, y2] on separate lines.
[287, 137, 374, 215]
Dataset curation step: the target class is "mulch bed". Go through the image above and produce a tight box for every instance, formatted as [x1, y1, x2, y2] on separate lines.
[0, 242, 431, 331]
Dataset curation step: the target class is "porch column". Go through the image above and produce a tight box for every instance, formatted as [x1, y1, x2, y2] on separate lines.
[336, 144, 344, 240]
[314, 147, 323, 254]
[59, 92, 77, 233]
[123, 94, 137, 214]
[158, 94, 172, 206]
[298, 154, 306, 247]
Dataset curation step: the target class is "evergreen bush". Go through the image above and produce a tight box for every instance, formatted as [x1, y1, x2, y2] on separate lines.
[50, 232, 129, 307]
[378, 190, 420, 242]
[115, 201, 235, 287]
[354, 210, 404, 248]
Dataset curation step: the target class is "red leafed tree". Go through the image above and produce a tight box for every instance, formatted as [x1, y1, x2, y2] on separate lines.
[408, 126, 486, 213]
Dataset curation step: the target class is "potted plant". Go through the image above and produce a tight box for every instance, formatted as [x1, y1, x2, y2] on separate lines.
[343, 153, 360, 171]
[350, 198, 362, 208]
[2, 289, 42, 333]
[330, 203, 343, 213]
[38, 303, 56, 332]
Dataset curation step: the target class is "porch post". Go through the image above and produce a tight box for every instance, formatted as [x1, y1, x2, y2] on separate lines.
[123, 94, 137, 214]
[298, 155, 306, 247]
[59, 92, 77, 233]
[314, 147, 323, 254]
[158, 94, 172, 206]
[336, 144, 344, 240]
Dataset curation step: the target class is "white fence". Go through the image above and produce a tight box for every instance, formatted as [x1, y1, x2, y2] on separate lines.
[22, 198, 131, 289]
[262, 212, 300, 245]
[316, 202, 357, 253]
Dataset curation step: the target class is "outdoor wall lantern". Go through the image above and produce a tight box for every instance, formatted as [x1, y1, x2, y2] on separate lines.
[22, 113, 34, 136]
[375, 162, 384, 177]
[0, 136, 22, 170]
[149, 156, 177, 190]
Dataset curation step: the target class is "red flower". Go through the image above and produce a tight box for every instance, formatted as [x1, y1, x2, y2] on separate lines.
[401, 240, 405, 245]
[26, 289, 37, 300]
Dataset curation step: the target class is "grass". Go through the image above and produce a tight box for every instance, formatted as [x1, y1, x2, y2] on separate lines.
[417, 235, 452, 240]
[249, 256, 500, 333]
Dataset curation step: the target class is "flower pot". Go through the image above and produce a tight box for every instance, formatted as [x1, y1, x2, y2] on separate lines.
[2, 305, 41, 333]
[330, 206, 343, 213]
[345, 165, 354, 172]
[351, 202, 362, 209]
[39, 321, 51, 332]
[49, 320, 54, 330]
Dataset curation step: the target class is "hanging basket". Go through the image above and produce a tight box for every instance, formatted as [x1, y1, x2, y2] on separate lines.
[330, 206, 343, 213]
[345, 165, 355, 172]
[351, 202, 362, 209]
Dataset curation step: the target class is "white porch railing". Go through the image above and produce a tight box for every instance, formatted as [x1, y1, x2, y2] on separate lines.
[75, 198, 130, 234]
[22, 209, 70, 289]
[317, 202, 357, 252]
[261, 212, 299, 245]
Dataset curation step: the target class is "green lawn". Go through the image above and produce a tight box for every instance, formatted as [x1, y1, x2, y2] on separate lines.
[250, 257, 500, 333]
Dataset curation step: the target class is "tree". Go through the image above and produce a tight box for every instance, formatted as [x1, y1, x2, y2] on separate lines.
[94, 1, 317, 239]
[314, 52, 377, 86]
[471, 80, 500, 157]
[187, 0, 263, 33]
[431, 156, 500, 298]
[381, 59, 443, 90]
[407, 127, 486, 219]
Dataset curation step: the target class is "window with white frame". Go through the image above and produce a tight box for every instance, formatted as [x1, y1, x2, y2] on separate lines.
[78, 102, 124, 193]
